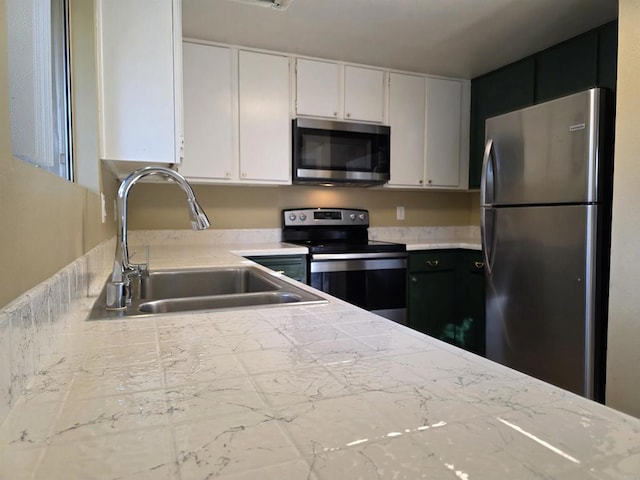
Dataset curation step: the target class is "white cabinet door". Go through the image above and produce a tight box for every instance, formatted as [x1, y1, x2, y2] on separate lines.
[296, 59, 339, 119]
[96, 0, 182, 164]
[425, 78, 462, 187]
[181, 42, 235, 180]
[344, 66, 385, 123]
[238, 51, 291, 183]
[388, 73, 425, 187]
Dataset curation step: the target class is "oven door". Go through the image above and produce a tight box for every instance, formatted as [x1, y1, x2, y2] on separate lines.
[309, 252, 407, 325]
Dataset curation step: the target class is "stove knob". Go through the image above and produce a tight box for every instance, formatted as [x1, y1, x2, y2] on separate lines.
[299, 214, 307, 221]
[359, 213, 366, 221]
[289, 213, 297, 221]
[350, 213, 356, 221]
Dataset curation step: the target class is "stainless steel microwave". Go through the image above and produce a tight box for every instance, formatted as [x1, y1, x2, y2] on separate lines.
[292, 118, 390, 186]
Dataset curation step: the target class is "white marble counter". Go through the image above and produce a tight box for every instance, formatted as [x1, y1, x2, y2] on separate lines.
[1, 240, 639, 480]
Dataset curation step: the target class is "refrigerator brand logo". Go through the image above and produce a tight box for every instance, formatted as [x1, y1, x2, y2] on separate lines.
[570, 123, 586, 132]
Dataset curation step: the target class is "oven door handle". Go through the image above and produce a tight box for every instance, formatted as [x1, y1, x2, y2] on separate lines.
[310, 252, 407, 261]
[310, 257, 407, 273]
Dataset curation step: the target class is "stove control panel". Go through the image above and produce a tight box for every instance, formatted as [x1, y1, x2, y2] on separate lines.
[283, 208, 369, 227]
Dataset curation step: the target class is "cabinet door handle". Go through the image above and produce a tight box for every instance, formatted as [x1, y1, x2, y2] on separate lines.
[474, 262, 484, 269]
[426, 260, 439, 268]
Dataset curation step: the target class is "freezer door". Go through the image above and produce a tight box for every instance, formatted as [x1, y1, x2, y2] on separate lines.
[484, 204, 599, 398]
[484, 88, 604, 206]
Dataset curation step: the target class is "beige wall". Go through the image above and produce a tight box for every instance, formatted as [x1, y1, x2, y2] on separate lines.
[606, 1, 640, 417]
[0, 0, 115, 309]
[126, 184, 479, 229]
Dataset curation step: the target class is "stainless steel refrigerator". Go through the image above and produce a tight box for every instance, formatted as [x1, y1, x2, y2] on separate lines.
[481, 88, 613, 401]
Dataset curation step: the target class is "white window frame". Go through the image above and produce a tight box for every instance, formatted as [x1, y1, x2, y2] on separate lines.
[7, 0, 73, 180]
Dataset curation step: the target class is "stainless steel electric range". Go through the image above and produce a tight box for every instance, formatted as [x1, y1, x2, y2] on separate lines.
[282, 208, 407, 324]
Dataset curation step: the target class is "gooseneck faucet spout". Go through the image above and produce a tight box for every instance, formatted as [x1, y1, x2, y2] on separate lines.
[106, 166, 210, 309]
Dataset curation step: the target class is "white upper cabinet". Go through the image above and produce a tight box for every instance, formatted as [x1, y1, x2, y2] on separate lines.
[387, 75, 470, 190]
[180, 42, 235, 181]
[296, 59, 340, 119]
[344, 66, 386, 123]
[425, 78, 469, 188]
[238, 51, 291, 183]
[179, 40, 470, 189]
[388, 73, 426, 187]
[295, 60, 386, 124]
[95, 0, 183, 165]
[180, 45, 291, 185]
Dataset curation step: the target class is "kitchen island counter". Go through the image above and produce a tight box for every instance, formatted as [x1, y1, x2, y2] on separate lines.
[1, 244, 639, 480]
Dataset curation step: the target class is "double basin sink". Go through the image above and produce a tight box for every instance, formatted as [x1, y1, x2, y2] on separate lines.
[88, 265, 327, 320]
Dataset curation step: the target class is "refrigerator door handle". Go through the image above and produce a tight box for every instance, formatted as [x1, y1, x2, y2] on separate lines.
[481, 138, 496, 274]
[480, 138, 495, 206]
[481, 206, 494, 275]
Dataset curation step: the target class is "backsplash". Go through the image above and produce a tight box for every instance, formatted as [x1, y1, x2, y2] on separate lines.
[0, 238, 115, 424]
[369, 225, 480, 243]
[128, 228, 282, 246]
[129, 226, 480, 247]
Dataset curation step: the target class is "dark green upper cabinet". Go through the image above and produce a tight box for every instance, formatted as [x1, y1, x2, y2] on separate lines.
[468, 20, 617, 190]
[469, 59, 535, 189]
[597, 21, 619, 95]
[535, 32, 598, 103]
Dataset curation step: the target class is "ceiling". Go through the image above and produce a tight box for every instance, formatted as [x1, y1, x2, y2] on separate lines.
[182, 0, 617, 79]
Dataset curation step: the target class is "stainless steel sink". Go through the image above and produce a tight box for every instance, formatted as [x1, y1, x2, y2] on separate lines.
[138, 291, 304, 314]
[140, 267, 281, 299]
[87, 266, 327, 320]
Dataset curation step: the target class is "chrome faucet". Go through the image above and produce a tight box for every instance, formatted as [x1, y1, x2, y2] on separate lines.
[106, 166, 210, 309]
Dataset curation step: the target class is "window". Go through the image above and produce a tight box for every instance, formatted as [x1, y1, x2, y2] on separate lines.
[7, 0, 73, 180]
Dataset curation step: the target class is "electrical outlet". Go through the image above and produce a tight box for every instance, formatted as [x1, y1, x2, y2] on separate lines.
[396, 206, 405, 220]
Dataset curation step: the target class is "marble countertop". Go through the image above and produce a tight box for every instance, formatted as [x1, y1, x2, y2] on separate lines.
[1, 243, 639, 480]
[401, 239, 481, 251]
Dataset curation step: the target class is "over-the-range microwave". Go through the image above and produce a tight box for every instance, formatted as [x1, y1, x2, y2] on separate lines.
[292, 118, 391, 187]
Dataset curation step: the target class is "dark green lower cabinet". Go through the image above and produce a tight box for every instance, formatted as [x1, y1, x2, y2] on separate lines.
[457, 250, 486, 356]
[245, 255, 308, 284]
[408, 251, 456, 339]
[408, 249, 485, 356]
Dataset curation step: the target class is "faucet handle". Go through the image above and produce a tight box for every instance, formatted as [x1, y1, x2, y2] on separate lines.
[128, 244, 150, 274]
[135, 245, 150, 275]
[106, 281, 128, 310]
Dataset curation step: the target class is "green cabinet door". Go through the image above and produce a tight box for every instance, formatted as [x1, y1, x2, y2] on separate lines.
[535, 31, 598, 103]
[597, 21, 618, 94]
[456, 250, 486, 356]
[407, 251, 456, 340]
[245, 255, 308, 283]
[407, 249, 487, 355]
